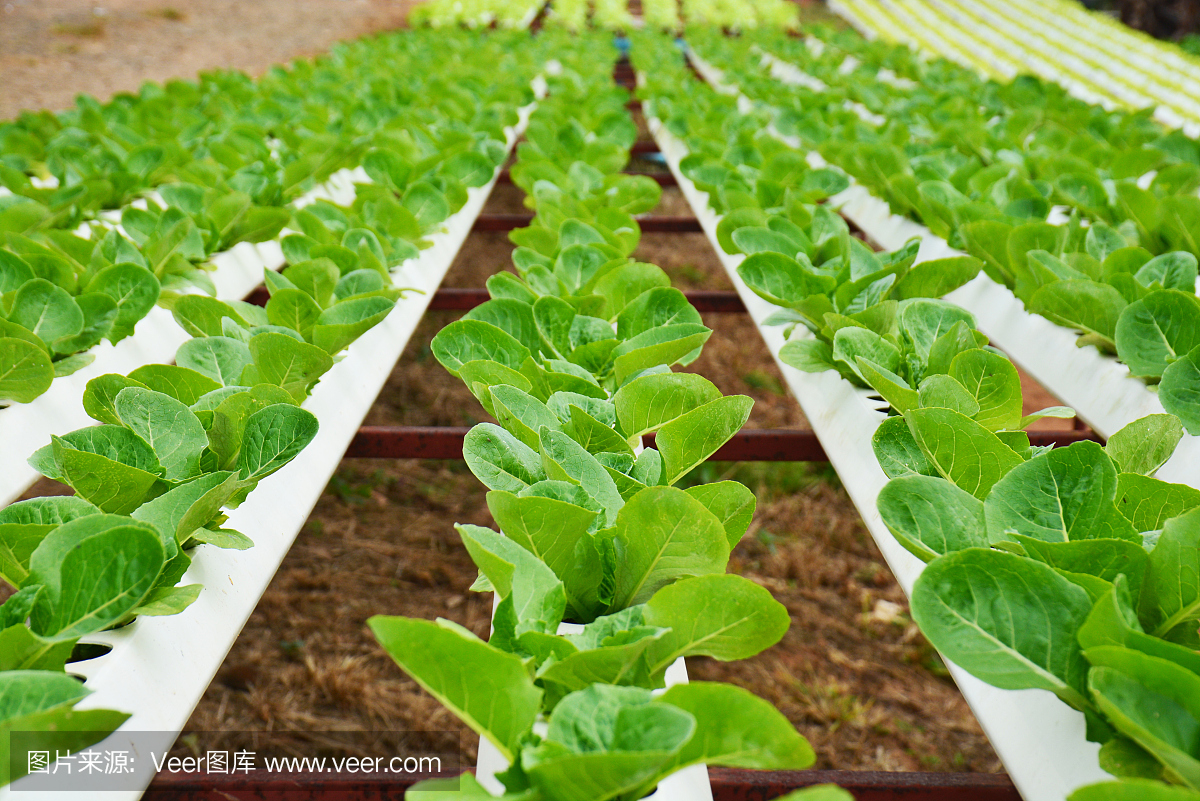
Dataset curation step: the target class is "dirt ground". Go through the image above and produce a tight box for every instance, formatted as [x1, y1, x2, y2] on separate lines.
[0, 1, 1092, 782]
[0, 0, 413, 119]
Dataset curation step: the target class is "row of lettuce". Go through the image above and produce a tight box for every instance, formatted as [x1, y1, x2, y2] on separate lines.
[633, 29, 1200, 801]
[411, 0, 544, 28]
[836, 0, 1200, 130]
[0, 31, 533, 404]
[367, 32, 844, 801]
[411, 0, 797, 32]
[683, 27, 1200, 436]
[0, 30, 549, 789]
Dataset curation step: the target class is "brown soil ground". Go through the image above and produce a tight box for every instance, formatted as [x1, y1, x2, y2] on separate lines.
[4, 2, 1093, 784]
[0, 0, 413, 119]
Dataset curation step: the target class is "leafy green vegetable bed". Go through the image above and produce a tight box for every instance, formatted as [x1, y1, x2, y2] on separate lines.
[12, 12, 1199, 800]
[673, 36, 1200, 493]
[0, 26, 545, 509]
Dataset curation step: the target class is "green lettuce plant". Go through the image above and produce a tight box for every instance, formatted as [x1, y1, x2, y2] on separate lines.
[881, 401, 1200, 799]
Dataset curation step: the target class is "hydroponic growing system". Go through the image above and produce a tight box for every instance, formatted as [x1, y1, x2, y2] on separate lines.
[2, 1, 1200, 800]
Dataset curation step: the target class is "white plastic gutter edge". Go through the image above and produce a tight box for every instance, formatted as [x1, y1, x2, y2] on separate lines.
[933, 0, 1200, 122]
[877, 0, 1122, 110]
[1025, 0, 1200, 85]
[825, 0, 878, 41]
[828, 0, 1018, 81]
[647, 107, 1111, 801]
[0, 99, 538, 801]
[968, 0, 1200, 116]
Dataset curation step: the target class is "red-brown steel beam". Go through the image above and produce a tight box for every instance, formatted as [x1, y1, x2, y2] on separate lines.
[343, 426, 1101, 461]
[143, 768, 1021, 800]
[496, 167, 676, 186]
[708, 768, 1021, 801]
[643, 428, 831, 461]
[473, 213, 699, 232]
[246, 286, 745, 311]
[345, 426, 470, 460]
[427, 287, 745, 312]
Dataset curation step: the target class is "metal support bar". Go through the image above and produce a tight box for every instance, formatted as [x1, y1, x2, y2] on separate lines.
[707, 768, 1020, 801]
[473, 213, 699, 232]
[497, 168, 676, 186]
[142, 768, 1020, 800]
[343, 426, 1100, 461]
[346, 426, 472, 460]
[427, 287, 745, 312]
[247, 286, 745, 311]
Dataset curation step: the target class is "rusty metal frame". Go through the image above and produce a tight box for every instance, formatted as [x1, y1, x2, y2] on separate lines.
[707, 768, 1020, 800]
[143, 768, 1020, 800]
[425, 287, 745, 312]
[245, 287, 745, 310]
[497, 167, 676, 186]
[343, 426, 1100, 461]
[472, 212, 701, 232]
